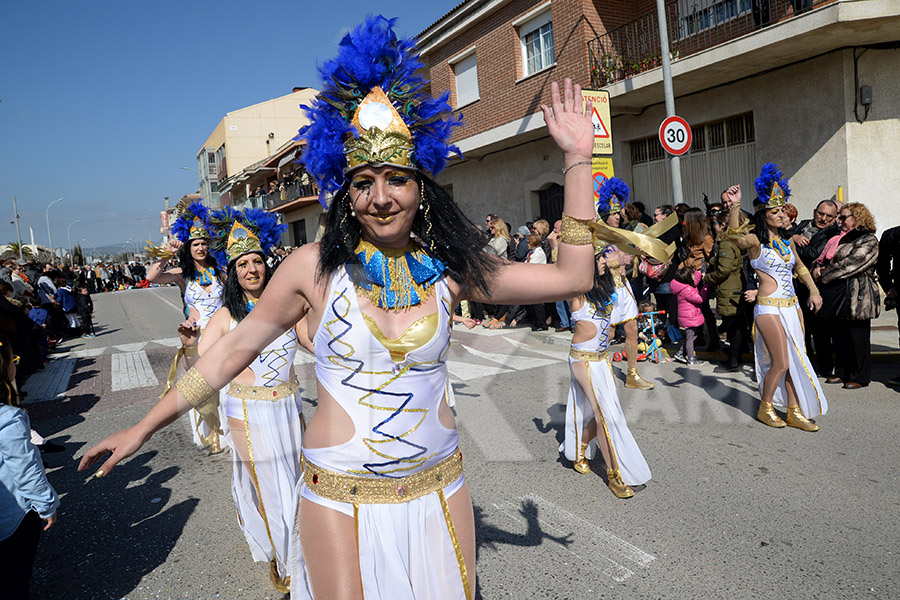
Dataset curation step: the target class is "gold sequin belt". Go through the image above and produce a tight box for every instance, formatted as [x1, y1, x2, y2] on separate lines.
[569, 348, 609, 362]
[757, 295, 798, 307]
[302, 448, 464, 504]
[227, 379, 299, 401]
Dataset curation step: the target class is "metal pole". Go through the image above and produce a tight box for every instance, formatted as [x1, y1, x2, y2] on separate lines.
[12, 197, 24, 260]
[67, 219, 81, 266]
[655, 0, 684, 206]
[45, 197, 64, 261]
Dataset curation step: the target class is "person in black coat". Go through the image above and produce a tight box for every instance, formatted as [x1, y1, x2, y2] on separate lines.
[877, 224, 900, 386]
[792, 200, 840, 377]
[75, 286, 94, 338]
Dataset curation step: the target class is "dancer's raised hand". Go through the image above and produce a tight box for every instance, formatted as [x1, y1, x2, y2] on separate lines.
[542, 79, 593, 160]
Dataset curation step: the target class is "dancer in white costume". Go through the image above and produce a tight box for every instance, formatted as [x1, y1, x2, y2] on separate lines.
[560, 249, 651, 498]
[596, 178, 655, 391]
[725, 164, 827, 431]
[79, 16, 597, 600]
[178, 207, 308, 592]
[147, 201, 225, 451]
[79, 17, 594, 600]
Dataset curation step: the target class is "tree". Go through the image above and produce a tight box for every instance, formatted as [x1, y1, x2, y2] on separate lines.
[73, 244, 85, 266]
[2, 242, 33, 259]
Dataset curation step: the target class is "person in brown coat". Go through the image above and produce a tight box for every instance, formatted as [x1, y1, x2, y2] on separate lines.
[703, 217, 750, 370]
[813, 202, 880, 389]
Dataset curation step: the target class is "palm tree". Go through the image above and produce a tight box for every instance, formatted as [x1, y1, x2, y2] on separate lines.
[2, 242, 33, 259]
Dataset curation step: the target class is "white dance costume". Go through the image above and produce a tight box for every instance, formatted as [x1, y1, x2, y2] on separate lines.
[183, 276, 224, 446]
[609, 260, 638, 326]
[559, 297, 651, 486]
[291, 266, 470, 600]
[222, 319, 304, 580]
[751, 244, 827, 417]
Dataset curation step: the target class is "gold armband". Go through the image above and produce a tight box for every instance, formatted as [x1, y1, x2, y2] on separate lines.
[807, 283, 819, 296]
[175, 367, 222, 435]
[795, 265, 810, 277]
[182, 344, 199, 358]
[559, 214, 594, 246]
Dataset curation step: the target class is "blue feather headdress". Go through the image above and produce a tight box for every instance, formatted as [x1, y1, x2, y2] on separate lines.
[171, 201, 212, 243]
[297, 15, 462, 206]
[754, 162, 790, 211]
[209, 207, 287, 264]
[596, 177, 630, 216]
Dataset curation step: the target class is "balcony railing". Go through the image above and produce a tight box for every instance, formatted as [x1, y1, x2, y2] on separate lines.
[261, 180, 319, 211]
[589, 0, 835, 88]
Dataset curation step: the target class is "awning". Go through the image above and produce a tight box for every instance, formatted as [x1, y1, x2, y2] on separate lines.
[277, 149, 299, 169]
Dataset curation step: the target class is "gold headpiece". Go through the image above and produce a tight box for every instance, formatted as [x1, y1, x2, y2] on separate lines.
[189, 217, 209, 240]
[345, 87, 413, 171]
[766, 181, 786, 209]
[226, 221, 262, 262]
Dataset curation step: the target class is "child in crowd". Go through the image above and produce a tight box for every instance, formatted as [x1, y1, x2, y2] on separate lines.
[670, 266, 710, 365]
[76, 286, 94, 338]
[0, 336, 59, 596]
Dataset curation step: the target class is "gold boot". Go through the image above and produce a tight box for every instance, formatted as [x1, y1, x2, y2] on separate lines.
[207, 432, 224, 454]
[786, 405, 819, 432]
[757, 401, 786, 428]
[606, 468, 635, 499]
[625, 368, 655, 390]
[269, 559, 291, 594]
[573, 442, 591, 474]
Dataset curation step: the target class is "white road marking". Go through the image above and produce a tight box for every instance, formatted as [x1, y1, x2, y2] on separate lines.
[492, 493, 655, 582]
[446, 361, 513, 381]
[461, 344, 558, 371]
[155, 337, 182, 347]
[111, 351, 159, 392]
[21, 359, 77, 403]
[114, 342, 148, 352]
[150, 288, 186, 314]
[504, 336, 570, 359]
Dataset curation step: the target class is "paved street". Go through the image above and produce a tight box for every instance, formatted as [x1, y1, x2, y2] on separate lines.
[25, 286, 900, 599]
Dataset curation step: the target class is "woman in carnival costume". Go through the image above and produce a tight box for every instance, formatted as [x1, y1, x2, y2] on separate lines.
[147, 201, 225, 452]
[596, 177, 656, 390]
[178, 207, 308, 592]
[80, 16, 595, 599]
[726, 163, 827, 430]
[560, 244, 652, 498]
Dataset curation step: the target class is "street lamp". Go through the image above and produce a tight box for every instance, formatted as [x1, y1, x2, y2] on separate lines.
[67, 219, 81, 265]
[45, 197, 64, 261]
[179, 165, 201, 176]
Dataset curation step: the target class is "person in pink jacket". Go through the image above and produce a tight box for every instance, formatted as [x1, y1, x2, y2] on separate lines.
[670, 266, 711, 365]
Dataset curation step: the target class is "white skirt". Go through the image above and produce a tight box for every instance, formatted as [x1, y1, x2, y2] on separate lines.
[559, 357, 651, 486]
[610, 282, 638, 325]
[290, 472, 469, 599]
[754, 304, 828, 417]
[223, 390, 304, 579]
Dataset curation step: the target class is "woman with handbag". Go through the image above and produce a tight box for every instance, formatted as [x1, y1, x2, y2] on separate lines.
[813, 202, 880, 389]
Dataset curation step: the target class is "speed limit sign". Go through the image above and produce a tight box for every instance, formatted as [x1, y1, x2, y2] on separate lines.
[659, 116, 692, 156]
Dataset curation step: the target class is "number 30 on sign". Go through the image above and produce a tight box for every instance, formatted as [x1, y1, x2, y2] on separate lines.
[658, 116, 692, 156]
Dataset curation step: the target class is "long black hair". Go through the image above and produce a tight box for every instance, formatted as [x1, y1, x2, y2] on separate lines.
[317, 172, 497, 298]
[0, 335, 18, 407]
[585, 252, 616, 312]
[178, 239, 219, 282]
[222, 252, 273, 323]
[750, 202, 785, 247]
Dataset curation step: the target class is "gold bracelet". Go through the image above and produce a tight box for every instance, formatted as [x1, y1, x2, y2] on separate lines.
[182, 345, 199, 358]
[175, 367, 222, 435]
[176, 367, 216, 409]
[559, 214, 594, 246]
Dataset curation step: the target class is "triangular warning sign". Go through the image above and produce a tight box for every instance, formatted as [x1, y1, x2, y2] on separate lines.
[592, 107, 610, 138]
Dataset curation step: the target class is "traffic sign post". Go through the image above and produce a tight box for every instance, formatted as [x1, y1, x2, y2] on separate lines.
[591, 157, 615, 203]
[581, 89, 612, 155]
[659, 116, 692, 156]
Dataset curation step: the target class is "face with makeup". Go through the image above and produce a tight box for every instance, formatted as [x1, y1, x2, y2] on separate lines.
[348, 165, 419, 248]
[190, 238, 209, 263]
[765, 206, 786, 230]
[595, 251, 608, 275]
[605, 211, 621, 228]
[234, 252, 266, 297]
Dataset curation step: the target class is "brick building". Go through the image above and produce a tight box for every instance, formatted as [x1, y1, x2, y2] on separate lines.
[417, 0, 900, 231]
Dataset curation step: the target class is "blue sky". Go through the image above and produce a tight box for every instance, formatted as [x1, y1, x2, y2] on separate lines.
[0, 1, 457, 251]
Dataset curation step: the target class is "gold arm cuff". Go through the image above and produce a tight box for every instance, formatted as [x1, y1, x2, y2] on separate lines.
[182, 344, 199, 358]
[559, 214, 594, 246]
[302, 448, 464, 504]
[227, 379, 299, 402]
[757, 295, 798, 307]
[569, 348, 609, 362]
[807, 285, 819, 296]
[175, 367, 222, 435]
[725, 221, 754, 239]
[795, 266, 810, 277]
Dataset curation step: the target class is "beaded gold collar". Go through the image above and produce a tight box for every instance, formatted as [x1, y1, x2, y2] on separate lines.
[352, 239, 446, 311]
